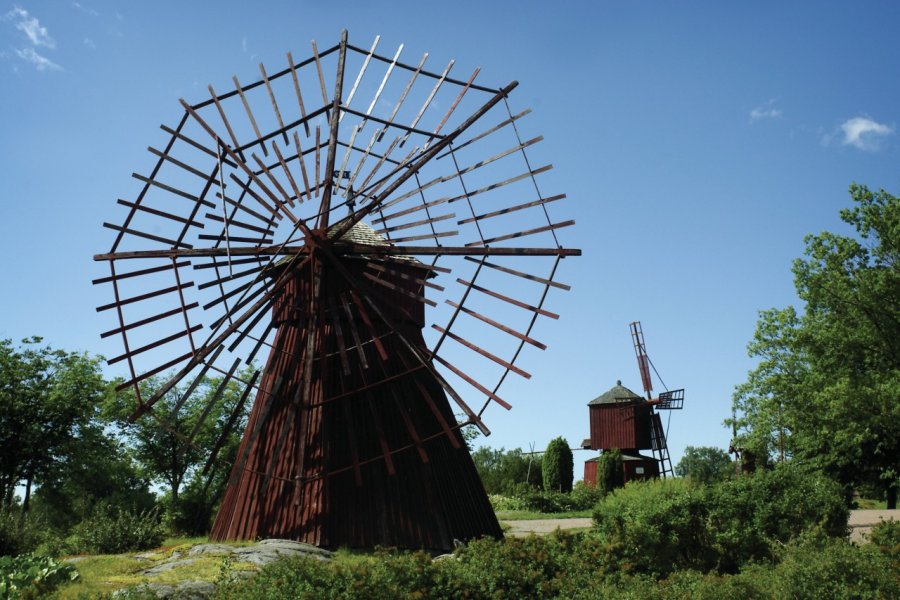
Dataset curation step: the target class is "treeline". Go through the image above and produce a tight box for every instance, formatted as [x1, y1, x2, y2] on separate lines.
[0, 337, 249, 556]
[730, 183, 899, 507]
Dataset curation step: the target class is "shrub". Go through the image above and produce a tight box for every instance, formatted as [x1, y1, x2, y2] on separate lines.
[706, 462, 848, 571]
[0, 508, 47, 557]
[542, 437, 574, 493]
[866, 518, 899, 562]
[0, 553, 78, 598]
[487, 494, 527, 512]
[568, 481, 604, 510]
[597, 449, 624, 496]
[67, 505, 164, 554]
[164, 482, 216, 536]
[746, 529, 899, 600]
[592, 478, 714, 577]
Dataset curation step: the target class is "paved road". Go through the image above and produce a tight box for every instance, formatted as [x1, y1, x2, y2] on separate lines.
[501, 509, 899, 541]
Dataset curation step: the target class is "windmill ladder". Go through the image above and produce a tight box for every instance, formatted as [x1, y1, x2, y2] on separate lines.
[650, 412, 674, 478]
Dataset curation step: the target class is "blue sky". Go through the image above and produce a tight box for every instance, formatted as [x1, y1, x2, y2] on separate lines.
[1, 1, 898, 479]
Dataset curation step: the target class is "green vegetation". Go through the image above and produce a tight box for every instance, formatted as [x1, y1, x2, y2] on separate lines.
[470, 446, 542, 495]
[675, 445, 734, 485]
[542, 436, 574, 493]
[0, 553, 78, 599]
[103, 371, 252, 536]
[596, 448, 624, 495]
[731, 183, 899, 507]
[207, 469, 893, 599]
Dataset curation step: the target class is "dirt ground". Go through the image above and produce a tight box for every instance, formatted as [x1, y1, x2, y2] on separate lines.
[501, 510, 899, 541]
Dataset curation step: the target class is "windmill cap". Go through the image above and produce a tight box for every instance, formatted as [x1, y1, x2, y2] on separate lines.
[588, 381, 642, 405]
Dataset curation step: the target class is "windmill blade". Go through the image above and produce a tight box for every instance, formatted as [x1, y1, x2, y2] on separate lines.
[630, 321, 653, 398]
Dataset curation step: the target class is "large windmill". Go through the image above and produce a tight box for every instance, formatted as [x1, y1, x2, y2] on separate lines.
[583, 321, 683, 483]
[93, 31, 579, 551]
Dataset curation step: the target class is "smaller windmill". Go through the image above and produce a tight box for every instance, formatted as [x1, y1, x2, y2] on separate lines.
[582, 321, 684, 484]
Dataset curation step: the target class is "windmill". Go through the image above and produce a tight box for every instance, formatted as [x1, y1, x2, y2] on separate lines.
[93, 31, 579, 551]
[582, 321, 683, 483]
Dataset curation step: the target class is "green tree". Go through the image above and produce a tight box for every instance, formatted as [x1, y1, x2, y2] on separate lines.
[542, 436, 573, 493]
[731, 184, 899, 507]
[104, 370, 251, 521]
[675, 446, 734, 485]
[0, 338, 112, 513]
[597, 448, 624, 495]
[470, 447, 542, 495]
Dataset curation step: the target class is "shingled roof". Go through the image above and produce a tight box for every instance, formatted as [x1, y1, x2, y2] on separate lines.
[587, 380, 644, 406]
[327, 219, 387, 246]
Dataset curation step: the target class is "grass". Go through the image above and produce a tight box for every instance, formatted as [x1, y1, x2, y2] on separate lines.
[51, 537, 256, 599]
[855, 497, 888, 510]
[495, 509, 592, 520]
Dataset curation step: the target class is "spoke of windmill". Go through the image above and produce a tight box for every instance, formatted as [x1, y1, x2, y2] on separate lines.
[292, 132, 313, 201]
[376, 52, 427, 143]
[258, 62, 289, 146]
[399, 59, 454, 148]
[482, 255, 562, 417]
[338, 34, 379, 124]
[286, 51, 311, 137]
[232, 74, 268, 157]
[318, 30, 348, 228]
[435, 109, 531, 160]
[330, 81, 519, 241]
[208, 84, 247, 163]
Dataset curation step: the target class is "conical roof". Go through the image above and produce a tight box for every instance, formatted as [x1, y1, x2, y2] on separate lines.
[587, 380, 644, 406]
[327, 219, 388, 246]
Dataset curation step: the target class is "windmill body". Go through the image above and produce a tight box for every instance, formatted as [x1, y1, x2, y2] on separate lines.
[212, 221, 500, 548]
[93, 32, 578, 552]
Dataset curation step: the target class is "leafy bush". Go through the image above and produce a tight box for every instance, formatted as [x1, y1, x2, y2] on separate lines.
[215, 527, 896, 600]
[0, 553, 78, 598]
[593, 477, 713, 576]
[67, 506, 164, 554]
[597, 448, 624, 496]
[866, 518, 899, 561]
[592, 463, 851, 577]
[163, 481, 217, 536]
[471, 446, 542, 495]
[706, 462, 848, 571]
[745, 529, 899, 600]
[487, 494, 527, 512]
[0, 508, 51, 557]
[569, 481, 604, 510]
[674, 446, 734, 485]
[542, 437, 574, 493]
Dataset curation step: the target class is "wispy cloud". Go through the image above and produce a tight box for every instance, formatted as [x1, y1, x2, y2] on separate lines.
[2, 7, 63, 71]
[15, 47, 61, 71]
[838, 116, 893, 151]
[750, 99, 782, 122]
[242, 35, 247, 53]
[4, 6, 55, 48]
[83, 37, 96, 49]
[72, 2, 99, 17]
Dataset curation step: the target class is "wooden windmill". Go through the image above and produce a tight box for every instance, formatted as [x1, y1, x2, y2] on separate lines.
[93, 31, 579, 551]
[582, 321, 683, 484]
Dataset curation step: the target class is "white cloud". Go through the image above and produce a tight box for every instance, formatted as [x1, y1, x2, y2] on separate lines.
[750, 99, 782, 122]
[242, 36, 247, 52]
[839, 116, 893, 150]
[4, 7, 55, 48]
[15, 47, 61, 71]
[72, 2, 99, 17]
[84, 37, 96, 48]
